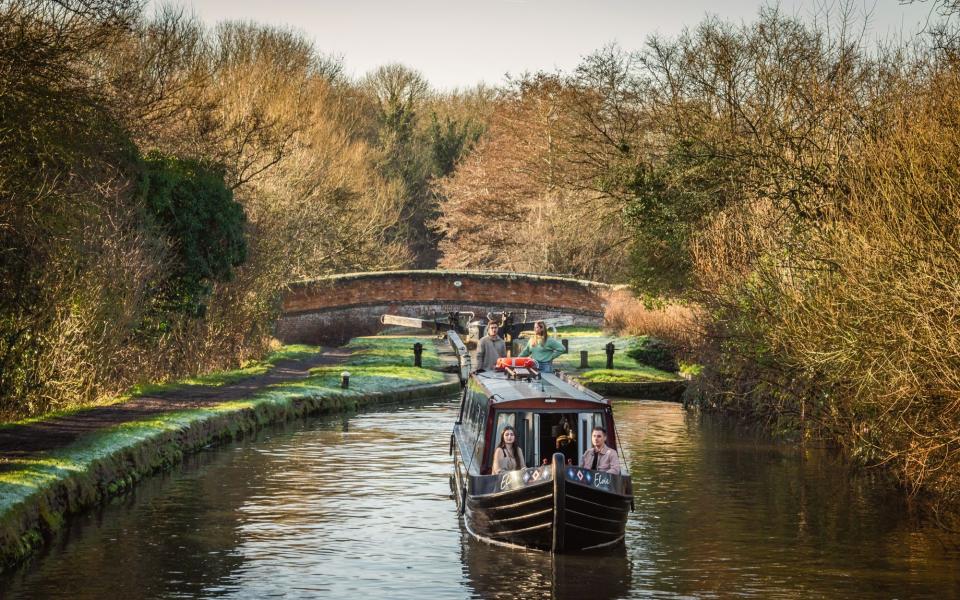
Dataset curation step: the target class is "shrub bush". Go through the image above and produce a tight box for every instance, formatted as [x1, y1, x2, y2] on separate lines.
[626, 337, 679, 373]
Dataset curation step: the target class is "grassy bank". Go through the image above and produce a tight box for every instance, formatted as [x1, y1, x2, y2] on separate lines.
[548, 327, 683, 384]
[0, 335, 455, 571]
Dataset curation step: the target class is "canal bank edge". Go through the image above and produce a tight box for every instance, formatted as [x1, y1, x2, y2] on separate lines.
[579, 380, 687, 401]
[0, 376, 460, 572]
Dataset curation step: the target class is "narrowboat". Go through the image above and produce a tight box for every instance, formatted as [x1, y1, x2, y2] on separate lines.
[450, 360, 633, 552]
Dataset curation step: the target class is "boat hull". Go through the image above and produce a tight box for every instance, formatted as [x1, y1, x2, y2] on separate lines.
[456, 452, 632, 552]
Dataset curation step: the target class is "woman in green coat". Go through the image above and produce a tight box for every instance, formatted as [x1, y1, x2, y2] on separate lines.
[519, 320, 566, 373]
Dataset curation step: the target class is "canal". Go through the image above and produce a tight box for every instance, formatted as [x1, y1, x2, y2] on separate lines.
[3, 397, 959, 598]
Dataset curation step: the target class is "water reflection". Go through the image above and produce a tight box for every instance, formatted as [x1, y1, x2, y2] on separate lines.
[2, 398, 960, 599]
[460, 535, 631, 600]
[1, 447, 252, 599]
[615, 401, 960, 598]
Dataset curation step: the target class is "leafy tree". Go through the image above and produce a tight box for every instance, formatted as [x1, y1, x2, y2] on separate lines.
[141, 154, 246, 317]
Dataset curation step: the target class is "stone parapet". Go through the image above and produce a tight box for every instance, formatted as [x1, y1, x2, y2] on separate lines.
[278, 270, 618, 343]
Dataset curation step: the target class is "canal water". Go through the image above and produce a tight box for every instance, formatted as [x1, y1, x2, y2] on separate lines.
[3, 397, 959, 599]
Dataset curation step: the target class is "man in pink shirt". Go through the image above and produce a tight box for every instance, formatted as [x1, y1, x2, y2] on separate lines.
[579, 426, 620, 474]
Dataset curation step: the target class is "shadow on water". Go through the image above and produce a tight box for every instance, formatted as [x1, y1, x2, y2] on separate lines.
[460, 533, 631, 600]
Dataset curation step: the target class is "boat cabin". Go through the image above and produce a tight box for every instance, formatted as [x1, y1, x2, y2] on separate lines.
[455, 370, 619, 475]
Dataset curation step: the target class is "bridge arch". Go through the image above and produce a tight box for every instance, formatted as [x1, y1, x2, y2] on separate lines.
[277, 270, 621, 343]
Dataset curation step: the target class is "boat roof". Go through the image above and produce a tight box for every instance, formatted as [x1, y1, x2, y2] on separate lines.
[472, 371, 608, 404]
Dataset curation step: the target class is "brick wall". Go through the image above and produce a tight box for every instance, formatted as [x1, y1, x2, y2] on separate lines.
[277, 270, 619, 343]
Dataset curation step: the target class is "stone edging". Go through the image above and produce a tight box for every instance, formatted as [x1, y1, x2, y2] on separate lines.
[0, 378, 461, 572]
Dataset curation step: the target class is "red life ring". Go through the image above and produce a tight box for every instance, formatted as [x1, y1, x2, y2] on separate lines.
[496, 357, 537, 370]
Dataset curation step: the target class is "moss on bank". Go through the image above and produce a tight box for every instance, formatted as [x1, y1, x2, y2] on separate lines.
[0, 336, 455, 571]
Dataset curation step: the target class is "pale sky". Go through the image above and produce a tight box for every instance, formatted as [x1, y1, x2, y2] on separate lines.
[157, 0, 941, 89]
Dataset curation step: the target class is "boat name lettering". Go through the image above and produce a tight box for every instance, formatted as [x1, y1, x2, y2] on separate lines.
[594, 472, 612, 488]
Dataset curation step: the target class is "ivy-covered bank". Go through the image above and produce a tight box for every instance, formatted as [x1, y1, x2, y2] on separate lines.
[0, 335, 458, 571]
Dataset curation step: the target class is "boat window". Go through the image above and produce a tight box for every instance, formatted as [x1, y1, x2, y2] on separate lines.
[489, 412, 518, 468]
[474, 400, 487, 435]
[464, 389, 485, 438]
[463, 395, 475, 435]
[522, 413, 537, 467]
[493, 412, 515, 446]
[531, 412, 580, 467]
[463, 389, 485, 441]
[577, 411, 606, 459]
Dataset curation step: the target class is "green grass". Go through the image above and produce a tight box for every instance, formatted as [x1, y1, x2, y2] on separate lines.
[552, 326, 608, 337]
[575, 368, 679, 384]
[679, 362, 703, 378]
[175, 344, 325, 385]
[264, 344, 324, 364]
[181, 363, 272, 386]
[110, 363, 272, 403]
[548, 326, 682, 382]
[128, 345, 325, 393]
[342, 335, 441, 369]
[0, 336, 435, 428]
[304, 334, 445, 392]
[0, 406, 230, 512]
[176, 345, 325, 387]
[0, 388, 330, 515]
[294, 365, 445, 394]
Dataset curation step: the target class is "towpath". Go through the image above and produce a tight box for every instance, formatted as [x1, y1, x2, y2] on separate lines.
[0, 348, 352, 463]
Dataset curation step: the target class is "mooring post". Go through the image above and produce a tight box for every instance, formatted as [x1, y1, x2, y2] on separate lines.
[413, 342, 423, 368]
[341, 371, 350, 388]
[561, 338, 569, 352]
[605, 342, 615, 369]
[580, 350, 589, 368]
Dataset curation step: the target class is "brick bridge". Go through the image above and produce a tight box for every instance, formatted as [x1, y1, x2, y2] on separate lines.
[276, 270, 621, 344]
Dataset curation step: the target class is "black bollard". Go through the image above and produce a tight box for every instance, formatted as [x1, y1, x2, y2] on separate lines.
[561, 338, 569, 352]
[605, 342, 615, 369]
[341, 371, 350, 389]
[580, 350, 589, 368]
[413, 342, 423, 368]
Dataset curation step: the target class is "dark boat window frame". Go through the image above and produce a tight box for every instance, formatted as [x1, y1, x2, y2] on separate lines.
[486, 407, 611, 472]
